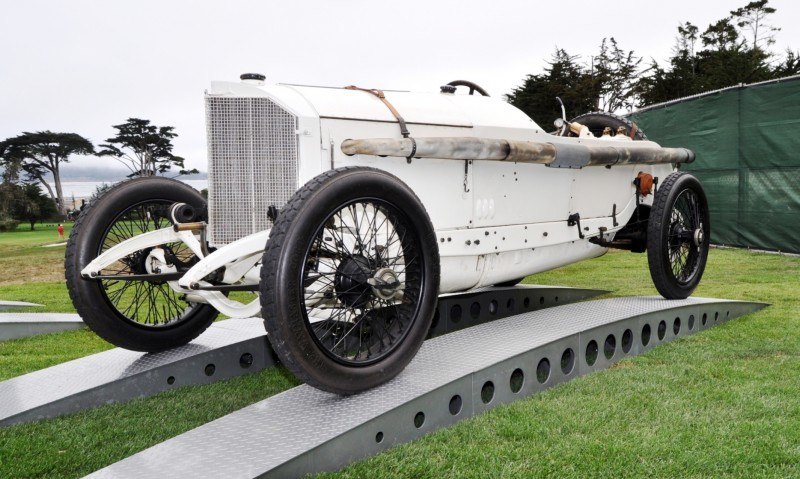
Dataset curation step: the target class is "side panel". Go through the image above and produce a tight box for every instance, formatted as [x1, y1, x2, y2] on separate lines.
[570, 163, 671, 219]
[471, 161, 575, 227]
[322, 119, 474, 231]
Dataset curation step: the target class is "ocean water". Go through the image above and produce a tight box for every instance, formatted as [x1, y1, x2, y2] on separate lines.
[49, 179, 209, 201]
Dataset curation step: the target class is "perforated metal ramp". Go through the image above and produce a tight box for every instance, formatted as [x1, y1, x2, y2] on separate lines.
[86, 296, 766, 479]
[0, 317, 274, 427]
[0, 285, 597, 427]
[0, 313, 84, 341]
[0, 300, 43, 311]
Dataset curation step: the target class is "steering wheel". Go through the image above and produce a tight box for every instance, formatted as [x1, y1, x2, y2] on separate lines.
[446, 80, 490, 97]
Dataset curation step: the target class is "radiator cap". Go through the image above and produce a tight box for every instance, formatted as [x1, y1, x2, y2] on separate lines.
[240, 73, 266, 85]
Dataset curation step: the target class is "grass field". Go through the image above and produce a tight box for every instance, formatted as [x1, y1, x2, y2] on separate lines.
[0, 228, 798, 478]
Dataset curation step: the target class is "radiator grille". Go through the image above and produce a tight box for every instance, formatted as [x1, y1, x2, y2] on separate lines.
[205, 96, 298, 246]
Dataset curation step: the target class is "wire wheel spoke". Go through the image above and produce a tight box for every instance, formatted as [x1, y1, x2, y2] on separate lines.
[667, 189, 703, 284]
[302, 199, 422, 365]
[98, 200, 195, 327]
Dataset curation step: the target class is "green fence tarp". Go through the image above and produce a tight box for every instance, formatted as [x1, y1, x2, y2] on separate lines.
[629, 77, 800, 253]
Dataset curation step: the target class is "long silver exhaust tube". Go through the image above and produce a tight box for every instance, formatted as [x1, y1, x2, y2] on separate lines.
[340, 137, 694, 168]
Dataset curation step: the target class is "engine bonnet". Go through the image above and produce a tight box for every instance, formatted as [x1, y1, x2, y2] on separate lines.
[206, 81, 543, 134]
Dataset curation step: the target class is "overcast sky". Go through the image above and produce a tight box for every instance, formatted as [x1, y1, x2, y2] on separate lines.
[2, 0, 799, 172]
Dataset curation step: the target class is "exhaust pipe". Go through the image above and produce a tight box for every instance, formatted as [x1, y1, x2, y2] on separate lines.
[340, 137, 694, 168]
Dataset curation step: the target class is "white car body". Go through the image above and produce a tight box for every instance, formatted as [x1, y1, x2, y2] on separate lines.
[83, 79, 674, 317]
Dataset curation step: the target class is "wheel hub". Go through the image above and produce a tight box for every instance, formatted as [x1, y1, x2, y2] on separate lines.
[334, 256, 373, 308]
[693, 228, 704, 247]
[368, 267, 402, 300]
[125, 248, 152, 275]
[144, 246, 178, 276]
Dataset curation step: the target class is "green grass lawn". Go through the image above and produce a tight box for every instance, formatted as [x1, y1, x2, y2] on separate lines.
[0, 228, 798, 478]
[0, 224, 74, 313]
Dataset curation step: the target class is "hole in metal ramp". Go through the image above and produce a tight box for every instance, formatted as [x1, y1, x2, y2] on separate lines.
[702, 312, 708, 326]
[239, 353, 254, 369]
[489, 300, 498, 315]
[510, 368, 524, 393]
[673, 317, 681, 335]
[586, 340, 599, 366]
[481, 381, 495, 404]
[561, 348, 575, 374]
[414, 412, 425, 429]
[167, 376, 175, 385]
[604, 335, 616, 360]
[450, 304, 462, 323]
[536, 359, 550, 384]
[204, 364, 216, 377]
[621, 329, 633, 354]
[688, 314, 695, 331]
[524, 297, 531, 308]
[642, 323, 652, 346]
[657, 321, 667, 341]
[375, 431, 383, 443]
[449, 395, 463, 415]
[506, 298, 515, 312]
[470, 302, 481, 319]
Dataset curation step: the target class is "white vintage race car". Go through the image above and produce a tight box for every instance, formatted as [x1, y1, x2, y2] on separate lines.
[65, 76, 710, 394]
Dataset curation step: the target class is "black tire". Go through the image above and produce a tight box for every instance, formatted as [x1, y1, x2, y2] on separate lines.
[647, 172, 710, 299]
[65, 177, 218, 352]
[569, 111, 648, 140]
[260, 167, 440, 394]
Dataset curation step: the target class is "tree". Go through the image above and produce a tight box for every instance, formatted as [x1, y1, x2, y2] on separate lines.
[0, 156, 22, 222]
[701, 18, 741, 51]
[508, 40, 641, 124]
[593, 38, 642, 112]
[636, 51, 699, 107]
[730, 0, 780, 49]
[677, 22, 700, 58]
[97, 118, 198, 177]
[636, 1, 784, 107]
[14, 183, 58, 230]
[507, 48, 595, 127]
[0, 155, 57, 230]
[0, 131, 94, 214]
[774, 49, 800, 77]
[675, 22, 700, 78]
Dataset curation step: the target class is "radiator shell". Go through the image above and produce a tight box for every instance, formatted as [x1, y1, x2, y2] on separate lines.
[205, 96, 298, 246]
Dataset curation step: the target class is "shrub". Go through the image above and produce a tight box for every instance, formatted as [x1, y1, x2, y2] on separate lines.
[0, 218, 20, 232]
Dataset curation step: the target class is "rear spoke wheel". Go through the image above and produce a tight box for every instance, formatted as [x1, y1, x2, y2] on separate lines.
[647, 172, 710, 299]
[65, 177, 218, 352]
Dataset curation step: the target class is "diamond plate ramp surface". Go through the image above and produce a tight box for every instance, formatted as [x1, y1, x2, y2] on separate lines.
[0, 286, 600, 427]
[0, 317, 276, 427]
[86, 296, 766, 479]
[0, 313, 84, 341]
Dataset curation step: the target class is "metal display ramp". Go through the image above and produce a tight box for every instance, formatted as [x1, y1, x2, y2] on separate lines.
[0, 285, 598, 427]
[0, 300, 43, 312]
[87, 296, 765, 479]
[0, 313, 84, 341]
